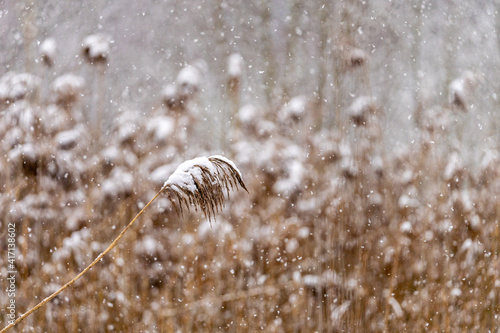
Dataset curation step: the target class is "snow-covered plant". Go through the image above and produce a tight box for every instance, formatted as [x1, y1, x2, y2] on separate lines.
[162, 60, 207, 113]
[272, 145, 305, 199]
[477, 149, 499, 185]
[1, 100, 36, 141]
[7, 143, 39, 177]
[279, 95, 307, 124]
[54, 126, 84, 150]
[339, 142, 358, 179]
[52, 74, 85, 109]
[228, 53, 244, 80]
[348, 96, 375, 126]
[39, 38, 56, 67]
[0, 156, 247, 333]
[146, 115, 175, 145]
[234, 103, 260, 137]
[81, 34, 112, 144]
[81, 34, 111, 64]
[310, 129, 340, 164]
[228, 52, 244, 92]
[162, 83, 181, 110]
[176, 61, 206, 99]
[163, 156, 248, 220]
[0, 72, 40, 104]
[345, 47, 368, 69]
[448, 70, 477, 111]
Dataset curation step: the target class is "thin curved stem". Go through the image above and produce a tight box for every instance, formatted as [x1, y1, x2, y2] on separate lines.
[0, 189, 163, 333]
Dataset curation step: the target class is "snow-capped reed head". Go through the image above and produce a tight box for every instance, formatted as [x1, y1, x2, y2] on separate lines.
[228, 53, 243, 92]
[8, 143, 39, 177]
[55, 125, 84, 150]
[0, 72, 40, 104]
[176, 65, 201, 98]
[348, 96, 375, 126]
[371, 155, 384, 178]
[81, 33, 111, 64]
[161, 84, 183, 110]
[237, 104, 259, 132]
[279, 95, 307, 125]
[52, 74, 85, 108]
[114, 110, 143, 145]
[162, 155, 247, 221]
[176, 60, 207, 98]
[40, 37, 56, 67]
[228, 53, 243, 79]
[449, 70, 477, 111]
[339, 142, 358, 179]
[346, 47, 368, 69]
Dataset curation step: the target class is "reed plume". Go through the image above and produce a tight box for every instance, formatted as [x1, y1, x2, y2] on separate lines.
[162, 155, 248, 221]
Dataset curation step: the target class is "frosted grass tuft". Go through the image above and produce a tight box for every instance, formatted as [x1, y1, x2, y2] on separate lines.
[162, 155, 248, 221]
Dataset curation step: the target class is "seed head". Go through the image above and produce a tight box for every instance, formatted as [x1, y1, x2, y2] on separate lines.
[40, 38, 57, 67]
[52, 74, 85, 108]
[162, 155, 248, 221]
[448, 71, 477, 111]
[348, 96, 375, 126]
[81, 34, 111, 64]
[346, 47, 368, 68]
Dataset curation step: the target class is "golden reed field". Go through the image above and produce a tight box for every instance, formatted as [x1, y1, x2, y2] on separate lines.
[1, 1, 500, 332]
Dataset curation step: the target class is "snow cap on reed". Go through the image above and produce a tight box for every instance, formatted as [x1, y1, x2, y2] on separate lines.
[162, 155, 247, 221]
